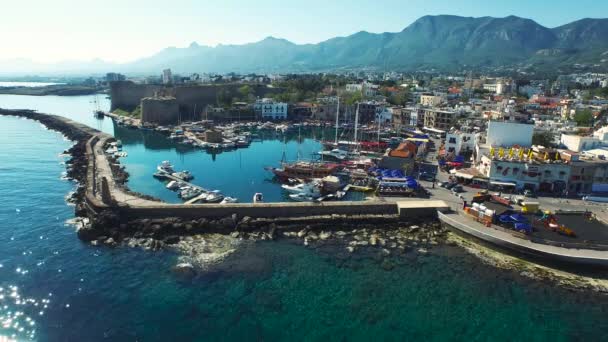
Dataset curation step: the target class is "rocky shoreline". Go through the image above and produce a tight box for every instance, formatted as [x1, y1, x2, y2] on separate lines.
[168, 221, 447, 278]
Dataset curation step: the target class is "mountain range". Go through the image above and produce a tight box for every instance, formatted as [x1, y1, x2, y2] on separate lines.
[2, 15, 608, 75]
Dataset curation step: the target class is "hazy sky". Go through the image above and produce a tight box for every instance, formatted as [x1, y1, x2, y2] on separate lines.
[2, 0, 607, 63]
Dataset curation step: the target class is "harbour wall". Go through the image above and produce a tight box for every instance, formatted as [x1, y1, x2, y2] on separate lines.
[116, 202, 399, 220]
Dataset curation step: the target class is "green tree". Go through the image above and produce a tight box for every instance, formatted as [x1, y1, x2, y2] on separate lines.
[216, 88, 233, 107]
[573, 109, 594, 127]
[532, 131, 555, 147]
[238, 85, 253, 100]
[344, 92, 362, 105]
[387, 90, 410, 106]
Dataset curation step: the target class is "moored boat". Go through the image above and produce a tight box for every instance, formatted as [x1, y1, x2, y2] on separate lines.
[270, 161, 340, 181]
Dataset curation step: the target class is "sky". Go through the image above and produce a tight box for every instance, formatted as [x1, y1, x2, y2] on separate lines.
[2, 0, 607, 64]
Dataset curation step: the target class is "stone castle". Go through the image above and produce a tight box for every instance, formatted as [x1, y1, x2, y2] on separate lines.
[110, 81, 277, 124]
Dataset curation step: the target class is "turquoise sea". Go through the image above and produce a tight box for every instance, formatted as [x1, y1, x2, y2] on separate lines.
[1, 94, 608, 341]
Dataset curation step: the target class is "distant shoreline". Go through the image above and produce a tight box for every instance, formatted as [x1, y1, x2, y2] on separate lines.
[0, 84, 105, 96]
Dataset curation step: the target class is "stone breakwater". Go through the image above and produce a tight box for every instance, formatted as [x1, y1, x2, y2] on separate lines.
[0, 109, 448, 254]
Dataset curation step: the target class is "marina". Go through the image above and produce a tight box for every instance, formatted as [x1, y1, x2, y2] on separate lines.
[91, 110, 409, 203]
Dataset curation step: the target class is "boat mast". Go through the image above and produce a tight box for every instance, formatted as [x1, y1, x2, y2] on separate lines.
[297, 123, 302, 160]
[353, 103, 360, 150]
[281, 134, 287, 163]
[377, 112, 381, 146]
[334, 96, 340, 145]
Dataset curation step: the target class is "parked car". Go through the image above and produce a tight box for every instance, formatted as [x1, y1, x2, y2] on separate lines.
[451, 185, 464, 194]
[441, 181, 456, 189]
[445, 182, 457, 190]
[419, 172, 436, 181]
[523, 190, 536, 198]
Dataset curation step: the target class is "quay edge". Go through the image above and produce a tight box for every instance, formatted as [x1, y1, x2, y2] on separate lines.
[438, 211, 608, 267]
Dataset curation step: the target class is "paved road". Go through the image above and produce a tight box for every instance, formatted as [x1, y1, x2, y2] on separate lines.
[415, 136, 608, 222]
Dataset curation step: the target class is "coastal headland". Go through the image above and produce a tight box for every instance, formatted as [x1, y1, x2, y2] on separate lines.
[0, 84, 102, 96]
[0, 108, 450, 251]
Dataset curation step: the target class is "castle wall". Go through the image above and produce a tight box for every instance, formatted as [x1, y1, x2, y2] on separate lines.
[110, 81, 280, 123]
[109, 81, 160, 111]
[141, 97, 180, 125]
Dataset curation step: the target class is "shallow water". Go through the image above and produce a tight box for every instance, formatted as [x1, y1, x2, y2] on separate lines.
[1, 96, 608, 341]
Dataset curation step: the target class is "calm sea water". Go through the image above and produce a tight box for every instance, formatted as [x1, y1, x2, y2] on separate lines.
[1, 95, 608, 341]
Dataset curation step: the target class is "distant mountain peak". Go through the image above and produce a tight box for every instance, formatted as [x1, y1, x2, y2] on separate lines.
[2, 14, 607, 75]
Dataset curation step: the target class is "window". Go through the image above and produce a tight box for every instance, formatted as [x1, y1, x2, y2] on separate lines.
[449, 137, 456, 144]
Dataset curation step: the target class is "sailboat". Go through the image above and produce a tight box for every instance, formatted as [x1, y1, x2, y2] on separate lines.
[92, 94, 105, 118]
[318, 101, 361, 161]
[267, 118, 340, 181]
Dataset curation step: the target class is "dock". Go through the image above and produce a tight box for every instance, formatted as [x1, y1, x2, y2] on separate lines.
[104, 112, 141, 127]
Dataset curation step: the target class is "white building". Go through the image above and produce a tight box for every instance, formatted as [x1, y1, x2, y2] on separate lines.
[560, 133, 604, 152]
[594, 126, 608, 142]
[345, 82, 379, 97]
[419, 94, 447, 107]
[162, 69, 172, 85]
[486, 121, 534, 147]
[376, 107, 393, 124]
[518, 85, 543, 98]
[477, 155, 571, 192]
[345, 83, 363, 93]
[445, 131, 478, 155]
[254, 98, 288, 120]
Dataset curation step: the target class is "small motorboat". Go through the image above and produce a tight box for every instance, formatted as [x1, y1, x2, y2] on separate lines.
[220, 197, 238, 204]
[172, 171, 194, 181]
[289, 193, 315, 202]
[205, 192, 225, 203]
[157, 161, 175, 173]
[281, 180, 322, 196]
[253, 193, 264, 203]
[179, 187, 203, 200]
[166, 180, 181, 191]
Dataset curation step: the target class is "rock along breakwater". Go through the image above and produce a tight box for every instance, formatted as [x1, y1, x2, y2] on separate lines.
[0, 108, 449, 251]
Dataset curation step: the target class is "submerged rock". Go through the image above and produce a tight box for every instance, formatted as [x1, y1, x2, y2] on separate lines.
[104, 237, 117, 248]
[319, 231, 332, 240]
[172, 263, 196, 279]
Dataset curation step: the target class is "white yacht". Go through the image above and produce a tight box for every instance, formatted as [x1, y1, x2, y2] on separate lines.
[317, 148, 361, 161]
[289, 193, 315, 202]
[157, 161, 175, 173]
[179, 187, 203, 200]
[281, 182, 321, 197]
[220, 197, 239, 204]
[166, 180, 181, 191]
[172, 171, 194, 181]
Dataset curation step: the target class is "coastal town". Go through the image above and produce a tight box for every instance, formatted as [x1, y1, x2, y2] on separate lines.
[8, 67, 604, 267]
[98, 69, 608, 201]
[4, 4, 608, 340]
